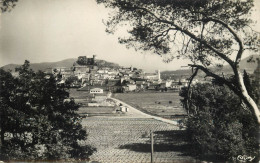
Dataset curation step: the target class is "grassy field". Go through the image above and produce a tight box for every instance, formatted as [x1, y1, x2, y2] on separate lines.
[114, 92, 187, 119]
[77, 106, 115, 114]
[69, 89, 119, 116]
[69, 88, 90, 99]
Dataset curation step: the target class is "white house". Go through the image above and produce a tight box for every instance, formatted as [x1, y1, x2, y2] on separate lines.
[165, 80, 172, 87]
[90, 88, 104, 94]
[127, 84, 137, 91]
[119, 105, 128, 112]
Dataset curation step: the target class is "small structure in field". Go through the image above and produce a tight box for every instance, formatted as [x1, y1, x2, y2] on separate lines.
[119, 105, 128, 112]
[126, 84, 137, 91]
[90, 88, 104, 94]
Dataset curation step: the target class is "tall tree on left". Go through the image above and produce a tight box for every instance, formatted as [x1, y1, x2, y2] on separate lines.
[0, 61, 95, 161]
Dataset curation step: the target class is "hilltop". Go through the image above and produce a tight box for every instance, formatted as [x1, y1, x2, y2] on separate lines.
[225, 55, 260, 73]
[1, 58, 120, 72]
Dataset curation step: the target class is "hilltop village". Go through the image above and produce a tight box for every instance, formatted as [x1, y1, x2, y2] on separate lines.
[44, 55, 260, 93]
[44, 55, 194, 93]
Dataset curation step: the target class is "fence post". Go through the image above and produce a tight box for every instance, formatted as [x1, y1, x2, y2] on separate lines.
[150, 130, 154, 163]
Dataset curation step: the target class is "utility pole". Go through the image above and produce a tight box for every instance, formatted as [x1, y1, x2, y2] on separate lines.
[150, 130, 154, 163]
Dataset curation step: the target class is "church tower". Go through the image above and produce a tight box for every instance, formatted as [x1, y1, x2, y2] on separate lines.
[157, 70, 161, 81]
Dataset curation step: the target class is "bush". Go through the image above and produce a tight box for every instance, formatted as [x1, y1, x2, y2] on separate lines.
[180, 83, 258, 161]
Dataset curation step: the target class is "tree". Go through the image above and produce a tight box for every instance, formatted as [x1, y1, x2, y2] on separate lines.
[180, 83, 258, 160]
[96, 0, 260, 123]
[178, 80, 182, 85]
[0, 61, 95, 161]
[0, 0, 18, 12]
[65, 76, 80, 88]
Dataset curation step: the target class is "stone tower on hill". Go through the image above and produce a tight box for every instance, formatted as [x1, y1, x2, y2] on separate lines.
[76, 55, 96, 66]
[73, 55, 98, 78]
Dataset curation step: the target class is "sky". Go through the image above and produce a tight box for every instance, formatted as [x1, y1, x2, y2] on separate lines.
[0, 0, 260, 72]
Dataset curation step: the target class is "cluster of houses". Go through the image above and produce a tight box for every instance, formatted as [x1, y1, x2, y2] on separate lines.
[45, 55, 194, 93]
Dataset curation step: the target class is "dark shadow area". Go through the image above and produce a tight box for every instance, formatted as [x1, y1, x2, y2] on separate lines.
[118, 130, 192, 156]
[154, 130, 188, 142]
[119, 143, 191, 154]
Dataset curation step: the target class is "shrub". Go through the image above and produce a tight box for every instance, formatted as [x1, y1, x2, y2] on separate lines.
[180, 83, 258, 161]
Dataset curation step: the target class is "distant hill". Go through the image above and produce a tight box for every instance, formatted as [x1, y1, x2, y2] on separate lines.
[161, 69, 193, 80]
[161, 55, 260, 80]
[229, 55, 259, 74]
[2, 55, 259, 78]
[1, 58, 120, 72]
[96, 60, 121, 69]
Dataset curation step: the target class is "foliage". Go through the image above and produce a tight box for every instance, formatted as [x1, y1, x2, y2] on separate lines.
[65, 76, 80, 87]
[0, 61, 95, 161]
[0, 0, 18, 12]
[180, 83, 258, 161]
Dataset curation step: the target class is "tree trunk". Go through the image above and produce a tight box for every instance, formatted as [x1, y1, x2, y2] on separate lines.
[237, 71, 260, 124]
[0, 131, 4, 145]
[0, 127, 5, 154]
[236, 70, 260, 159]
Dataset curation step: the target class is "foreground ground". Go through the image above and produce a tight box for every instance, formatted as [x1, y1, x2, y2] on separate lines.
[81, 117, 195, 163]
[80, 97, 194, 163]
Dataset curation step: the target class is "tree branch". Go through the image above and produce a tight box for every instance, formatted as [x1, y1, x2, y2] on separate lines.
[132, 6, 235, 68]
[186, 68, 199, 116]
[187, 68, 199, 93]
[188, 64, 240, 95]
[201, 17, 244, 66]
[153, 28, 175, 41]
